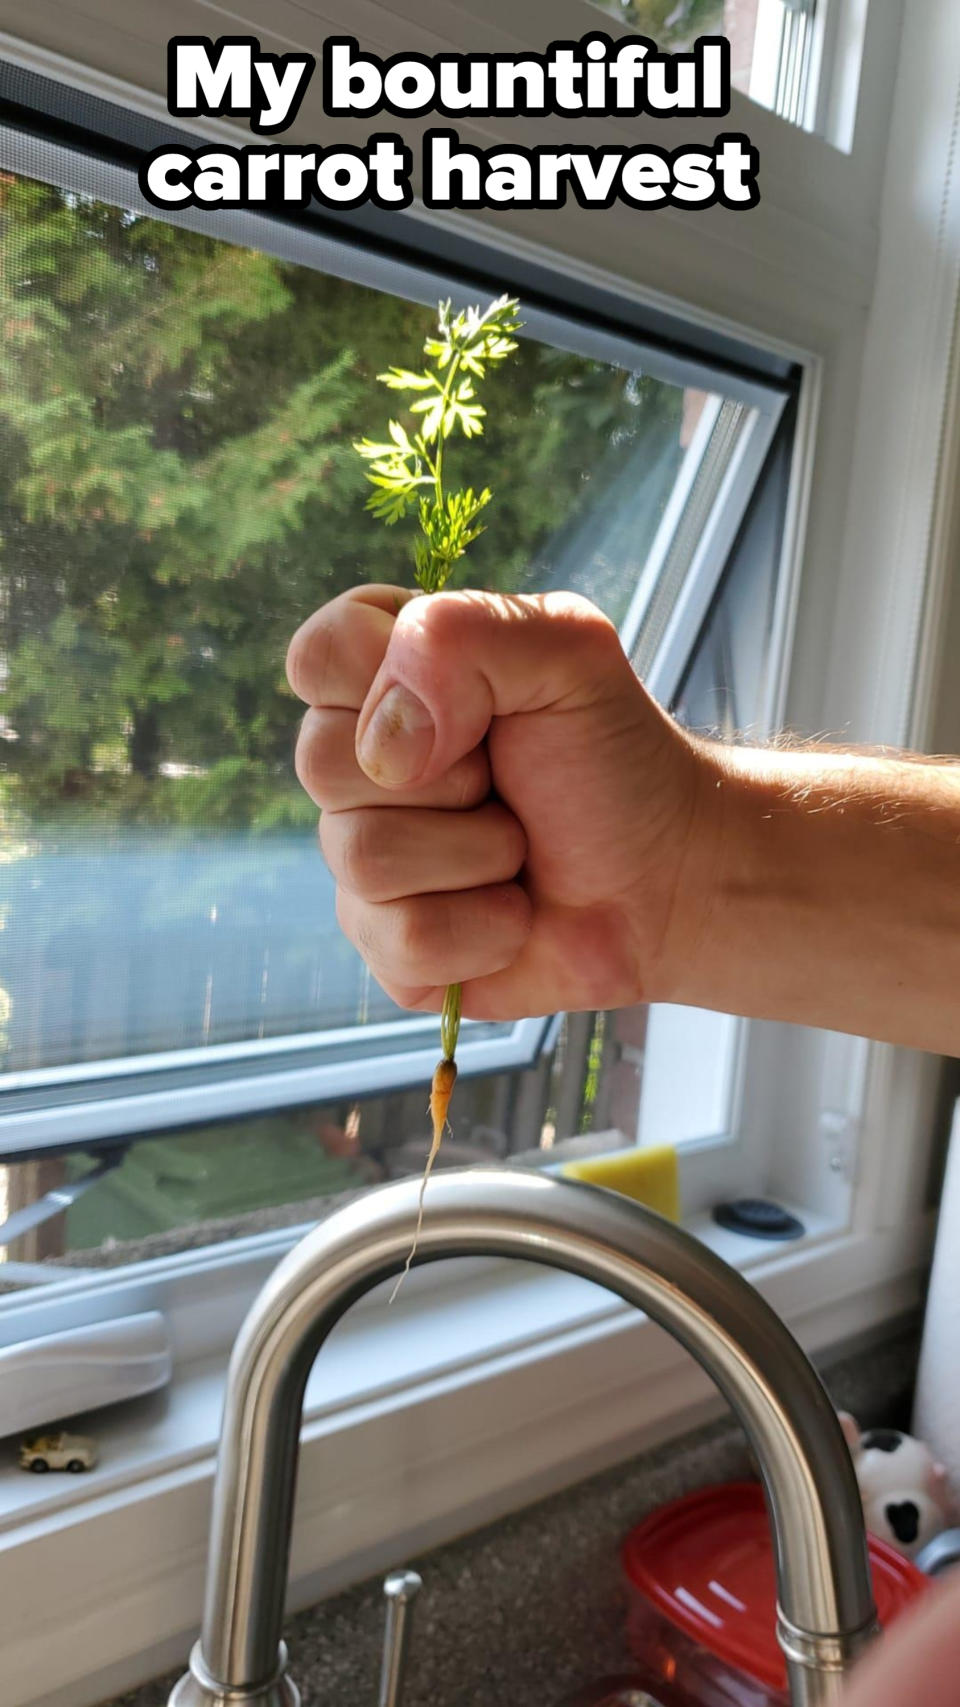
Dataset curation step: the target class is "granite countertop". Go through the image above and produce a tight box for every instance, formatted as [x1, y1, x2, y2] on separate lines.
[107, 1324, 918, 1707]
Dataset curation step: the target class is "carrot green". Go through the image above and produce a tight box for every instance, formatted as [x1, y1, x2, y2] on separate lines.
[354, 292, 523, 1293]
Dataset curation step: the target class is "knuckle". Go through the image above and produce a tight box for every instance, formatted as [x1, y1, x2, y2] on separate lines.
[287, 592, 375, 705]
[375, 976, 438, 1014]
[450, 749, 490, 809]
[546, 589, 619, 645]
[407, 588, 455, 640]
[334, 884, 354, 943]
[285, 628, 309, 702]
[294, 707, 352, 804]
[392, 895, 439, 978]
[286, 609, 332, 704]
[318, 596, 354, 660]
[397, 588, 478, 659]
[317, 812, 338, 877]
[335, 886, 369, 958]
[543, 588, 601, 622]
[337, 888, 429, 984]
[333, 813, 381, 898]
[498, 809, 528, 874]
[293, 709, 322, 795]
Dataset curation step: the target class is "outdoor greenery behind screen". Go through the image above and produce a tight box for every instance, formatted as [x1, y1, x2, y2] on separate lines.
[0, 170, 708, 1075]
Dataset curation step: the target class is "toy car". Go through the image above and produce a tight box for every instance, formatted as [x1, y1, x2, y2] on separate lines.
[18, 1431, 98, 1474]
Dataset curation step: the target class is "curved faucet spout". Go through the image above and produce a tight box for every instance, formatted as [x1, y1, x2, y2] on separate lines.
[170, 1169, 877, 1707]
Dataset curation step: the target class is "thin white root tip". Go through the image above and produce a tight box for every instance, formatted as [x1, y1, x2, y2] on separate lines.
[388, 1115, 447, 1306]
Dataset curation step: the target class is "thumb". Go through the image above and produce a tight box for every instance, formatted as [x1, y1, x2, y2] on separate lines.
[355, 589, 631, 789]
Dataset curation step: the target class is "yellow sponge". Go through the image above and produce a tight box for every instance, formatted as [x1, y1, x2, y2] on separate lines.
[560, 1145, 680, 1222]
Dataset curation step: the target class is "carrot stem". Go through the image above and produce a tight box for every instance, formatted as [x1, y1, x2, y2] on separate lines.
[440, 980, 462, 1064]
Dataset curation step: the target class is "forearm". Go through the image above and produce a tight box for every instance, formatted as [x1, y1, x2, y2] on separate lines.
[666, 740, 960, 1056]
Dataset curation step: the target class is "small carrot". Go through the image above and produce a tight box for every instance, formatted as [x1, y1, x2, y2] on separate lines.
[429, 1054, 458, 1147]
[355, 297, 522, 1297]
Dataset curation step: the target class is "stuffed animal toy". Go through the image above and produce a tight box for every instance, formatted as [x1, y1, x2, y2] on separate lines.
[840, 1412, 956, 1559]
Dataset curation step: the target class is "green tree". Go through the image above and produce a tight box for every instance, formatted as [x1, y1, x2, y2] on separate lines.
[593, 0, 724, 46]
[0, 171, 682, 833]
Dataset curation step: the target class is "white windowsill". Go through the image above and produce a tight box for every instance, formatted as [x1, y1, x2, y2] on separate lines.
[0, 1202, 836, 1533]
[0, 1205, 931, 1707]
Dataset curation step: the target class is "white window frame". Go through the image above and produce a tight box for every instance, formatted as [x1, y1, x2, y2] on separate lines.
[585, 0, 867, 146]
[750, 0, 825, 134]
[1, 3, 960, 1704]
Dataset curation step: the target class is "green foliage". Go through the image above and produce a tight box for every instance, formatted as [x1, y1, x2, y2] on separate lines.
[354, 295, 522, 592]
[0, 175, 401, 826]
[354, 295, 523, 1072]
[0, 174, 682, 833]
[591, 0, 724, 47]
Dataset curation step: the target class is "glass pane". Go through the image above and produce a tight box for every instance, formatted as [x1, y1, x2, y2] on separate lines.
[674, 394, 790, 735]
[628, 410, 791, 1150]
[593, 0, 741, 63]
[589, 0, 817, 125]
[0, 167, 736, 1078]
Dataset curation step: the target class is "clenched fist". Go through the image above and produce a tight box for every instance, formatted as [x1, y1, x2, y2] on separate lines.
[286, 586, 708, 1023]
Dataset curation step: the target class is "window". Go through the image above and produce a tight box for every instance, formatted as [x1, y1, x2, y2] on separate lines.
[0, 131, 790, 1259]
[588, 0, 823, 129]
[0, 0, 932, 1369]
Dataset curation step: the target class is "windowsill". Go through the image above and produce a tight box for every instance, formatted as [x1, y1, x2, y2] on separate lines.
[0, 1200, 835, 1533]
[0, 1203, 932, 1707]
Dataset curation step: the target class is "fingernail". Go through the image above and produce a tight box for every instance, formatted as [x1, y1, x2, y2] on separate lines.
[358, 683, 434, 785]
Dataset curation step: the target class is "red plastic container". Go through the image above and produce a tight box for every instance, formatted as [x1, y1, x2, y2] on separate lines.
[622, 1482, 928, 1707]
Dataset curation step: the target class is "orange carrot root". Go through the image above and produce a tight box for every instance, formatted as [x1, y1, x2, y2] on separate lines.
[429, 1056, 458, 1148]
[388, 1057, 458, 1305]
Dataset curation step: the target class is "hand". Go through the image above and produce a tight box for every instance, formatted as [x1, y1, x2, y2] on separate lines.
[286, 585, 708, 1022]
[835, 1574, 960, 1707]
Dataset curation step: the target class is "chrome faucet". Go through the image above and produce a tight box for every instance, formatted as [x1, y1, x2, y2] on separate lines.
[168, 1168, 878, 1707]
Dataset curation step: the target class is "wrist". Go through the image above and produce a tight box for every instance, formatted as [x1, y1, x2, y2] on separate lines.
[659, 738, 831, 1015]
[652, 737, 828, 1014]
[657, 739, 960, 1050]
[642, 727, 731, 1008]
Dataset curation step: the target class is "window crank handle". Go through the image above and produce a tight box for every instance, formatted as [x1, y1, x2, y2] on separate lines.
[378, 1569, 422, 1707]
